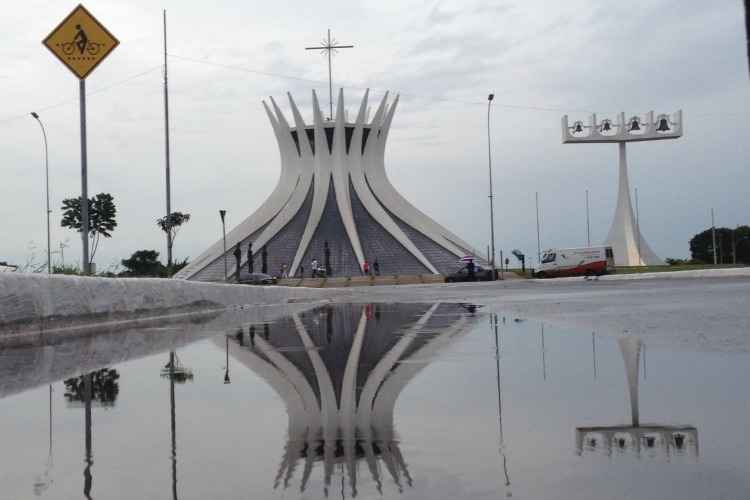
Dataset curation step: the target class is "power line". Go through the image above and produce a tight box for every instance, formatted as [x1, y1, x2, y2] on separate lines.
[0, 65, 163, 126]
[167, 53, 598, 113]
[171, 54, 748, 117]
[2, 55, 745, 127]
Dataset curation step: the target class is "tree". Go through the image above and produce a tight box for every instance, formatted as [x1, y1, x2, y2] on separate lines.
[689, 225, 750, 264]
[120, 250, 166, 277]
[156, 211, 191, 274]
[61, 193, 117, 264]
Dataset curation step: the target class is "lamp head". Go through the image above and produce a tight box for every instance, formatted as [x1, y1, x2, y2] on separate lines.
[219, 209, 226, 221]
[487, 94, 494, 101]
[30, 112, 39, 119]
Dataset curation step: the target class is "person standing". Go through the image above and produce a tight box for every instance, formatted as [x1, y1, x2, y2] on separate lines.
[373, 260, 380, 276]
[466, 259, 476, 281]
[233, 244, 242, 283]
[363, 260, 370, 276]
[311, 259, 319, 278]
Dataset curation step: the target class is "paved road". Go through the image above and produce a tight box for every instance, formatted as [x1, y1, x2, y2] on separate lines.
[331, 270, 750, 353]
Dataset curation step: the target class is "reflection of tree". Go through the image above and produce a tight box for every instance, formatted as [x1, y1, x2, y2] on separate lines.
[64, 369, 120, 407]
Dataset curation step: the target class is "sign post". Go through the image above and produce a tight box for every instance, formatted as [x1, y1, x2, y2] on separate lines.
[43, 4, 119, 274]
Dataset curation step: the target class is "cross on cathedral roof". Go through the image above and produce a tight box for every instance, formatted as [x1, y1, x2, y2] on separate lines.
[305, 29, 354, 120]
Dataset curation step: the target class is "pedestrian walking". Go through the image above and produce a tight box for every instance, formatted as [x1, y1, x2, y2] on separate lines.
[466, 259, 476, 281]
[373, 260, 380, 276]
[233, 244, 242, 282]
[363, 260, 370, 275]
[311, 259, 319, 278]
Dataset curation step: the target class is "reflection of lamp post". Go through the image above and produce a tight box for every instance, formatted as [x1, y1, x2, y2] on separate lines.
[491, 314, 511, 493]
[219, 210, 227, 281]
[83, 373, 93, 499]
[224, 336, 231, 384]
[30, 112, 52, 274]
[33, 385, 54, 496]
[169, 351, 178, 500]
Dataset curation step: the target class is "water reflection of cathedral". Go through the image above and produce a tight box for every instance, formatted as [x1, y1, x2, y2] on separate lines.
[219, 302, 477, 496]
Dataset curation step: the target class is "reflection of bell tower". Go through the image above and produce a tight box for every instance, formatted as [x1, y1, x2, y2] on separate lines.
[575, 336, 698, 459]
[218, 302, 476, 496]
[562, 111, 683, 266]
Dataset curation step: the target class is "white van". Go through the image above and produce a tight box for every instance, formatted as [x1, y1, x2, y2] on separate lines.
[536, 246, 615, 278]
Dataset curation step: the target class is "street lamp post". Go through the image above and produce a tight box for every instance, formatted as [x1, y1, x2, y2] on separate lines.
[487, 94, 498, 280]
[219, 210, 227, 281]
[31, 112, 52, 274]
[711, 208, 717, 265]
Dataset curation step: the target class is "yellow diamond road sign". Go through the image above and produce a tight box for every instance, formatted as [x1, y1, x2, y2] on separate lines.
[43, 4, 119, 79]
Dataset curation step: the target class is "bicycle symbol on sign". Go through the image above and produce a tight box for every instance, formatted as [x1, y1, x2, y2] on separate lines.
[58, 24, 103, 56]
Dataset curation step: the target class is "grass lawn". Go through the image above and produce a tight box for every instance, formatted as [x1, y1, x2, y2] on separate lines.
[614, 264, 747, 274]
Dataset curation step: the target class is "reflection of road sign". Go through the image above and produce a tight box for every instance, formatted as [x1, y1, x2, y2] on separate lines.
[43, 4, 119, 79]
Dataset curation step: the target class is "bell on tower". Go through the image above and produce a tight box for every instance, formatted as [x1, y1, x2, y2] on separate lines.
[600, 119, 612, 133]
[572, 121, 584, 134]
[628, 116, 641, 131]
[656, 115, 671, 132]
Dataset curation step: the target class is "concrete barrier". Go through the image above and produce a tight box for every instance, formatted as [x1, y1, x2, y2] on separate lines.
[0, 273, 330, 334]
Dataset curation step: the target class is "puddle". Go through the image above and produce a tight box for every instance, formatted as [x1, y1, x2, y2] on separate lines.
[0, 303, 748, 499]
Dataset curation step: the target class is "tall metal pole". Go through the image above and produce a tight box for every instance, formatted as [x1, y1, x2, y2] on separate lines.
[732, 225, 737, 265]
[635, 187, 641, 263]
[711, 208, 717, 265]
[585, 189, 591, 247]
[31, 112, 51, 274]
[163, 10, 173, 274]
[535, 192, 541, 264]
[487, 94, 497, 280]
[79, 79, 90, 275]
[219, 210, 227, 281]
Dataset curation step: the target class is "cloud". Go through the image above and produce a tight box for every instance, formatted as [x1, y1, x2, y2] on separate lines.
[0, 0, 748, 270]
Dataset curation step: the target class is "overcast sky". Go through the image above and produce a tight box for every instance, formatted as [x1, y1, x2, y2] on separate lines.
[1, 0, 748, 271]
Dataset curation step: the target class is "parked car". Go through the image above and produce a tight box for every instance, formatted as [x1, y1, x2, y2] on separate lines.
[445, 265, 494, 282]
[535, 246, 615, 278]
[240, 273, 277, 285]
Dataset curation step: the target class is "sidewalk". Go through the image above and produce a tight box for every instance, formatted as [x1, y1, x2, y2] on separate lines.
[277, 272, 524, 288]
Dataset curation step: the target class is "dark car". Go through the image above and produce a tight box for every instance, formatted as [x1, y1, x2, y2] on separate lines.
[240, 273, 277, 285]
[445, 265, 494, 283]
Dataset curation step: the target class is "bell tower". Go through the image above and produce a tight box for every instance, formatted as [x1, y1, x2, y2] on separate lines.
[561, 110, 683, 266]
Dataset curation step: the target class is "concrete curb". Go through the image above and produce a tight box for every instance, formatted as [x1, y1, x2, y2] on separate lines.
[0, 273, 330, 333]
[528, 267, 750, 284]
